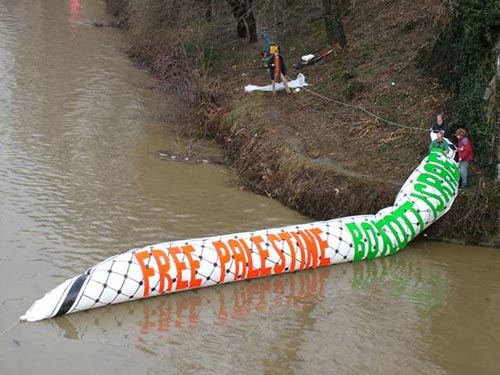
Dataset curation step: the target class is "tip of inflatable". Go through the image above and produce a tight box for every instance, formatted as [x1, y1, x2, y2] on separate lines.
[20, 278, 75, 322]
[20, 297, 55, 322]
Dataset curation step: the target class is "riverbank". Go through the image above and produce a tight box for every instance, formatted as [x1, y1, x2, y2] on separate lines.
[103, 0, 500, 246]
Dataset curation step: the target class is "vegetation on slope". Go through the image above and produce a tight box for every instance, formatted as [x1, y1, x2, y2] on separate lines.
[104, 0, 500, 244]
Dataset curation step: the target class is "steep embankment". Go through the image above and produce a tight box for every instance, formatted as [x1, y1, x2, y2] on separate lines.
[104, 0, 500, 246]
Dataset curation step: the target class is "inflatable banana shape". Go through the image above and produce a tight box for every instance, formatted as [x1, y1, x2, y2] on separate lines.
[21, 148, 458, 322]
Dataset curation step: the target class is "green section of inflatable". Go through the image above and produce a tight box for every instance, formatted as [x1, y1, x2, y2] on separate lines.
[347, 150, 459, 262]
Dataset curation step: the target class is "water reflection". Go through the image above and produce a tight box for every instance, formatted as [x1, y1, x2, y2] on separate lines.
[69, 0, 80, 17]
[418, 242, 500, 375]
[67, 0, 80, 31]
[352, 250, 448, 310]
[52, 267, 333, 374]
[49, 251, 449, 373]
[15, 244, 500, 374]
[55, 255, 429, 332]
[53, 268, 330, 340]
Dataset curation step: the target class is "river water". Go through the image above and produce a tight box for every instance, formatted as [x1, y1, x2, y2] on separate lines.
[0, 1, 499, 374]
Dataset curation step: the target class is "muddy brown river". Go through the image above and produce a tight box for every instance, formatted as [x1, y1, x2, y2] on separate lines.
[1, 1, 499, 374]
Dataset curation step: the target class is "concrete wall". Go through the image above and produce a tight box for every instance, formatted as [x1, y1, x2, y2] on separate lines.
[484, 43, 500, 182]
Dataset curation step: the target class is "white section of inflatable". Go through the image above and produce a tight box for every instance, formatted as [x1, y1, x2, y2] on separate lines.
[244, 73, 308, 92]
[21, 147, 459, 322]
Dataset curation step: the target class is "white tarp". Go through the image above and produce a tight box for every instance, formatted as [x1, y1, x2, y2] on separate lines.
[244, 73, 308, 93]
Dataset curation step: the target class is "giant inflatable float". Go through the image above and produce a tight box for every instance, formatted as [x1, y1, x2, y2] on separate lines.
[21, 144, 459, 322]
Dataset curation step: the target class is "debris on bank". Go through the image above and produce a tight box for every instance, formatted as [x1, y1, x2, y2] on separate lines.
[158, 150, 224, 165]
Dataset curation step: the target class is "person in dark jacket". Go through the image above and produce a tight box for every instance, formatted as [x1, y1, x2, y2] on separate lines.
[268, 47, 291, 95]
[431, 113, 450, 138]
[456, 128, 474, 188]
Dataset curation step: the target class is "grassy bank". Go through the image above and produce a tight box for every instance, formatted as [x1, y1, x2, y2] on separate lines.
[104, 0, 500, 246]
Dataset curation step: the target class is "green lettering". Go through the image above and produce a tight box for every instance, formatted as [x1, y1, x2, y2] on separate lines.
[345, 152, 458, 265]
[393, 201, 424, 239]
[413, 183, 445, 216]
[361, 222, 379, 260]
[427, 150, 457, 175]
[346, 222, 366, 262]
[417, 173, 452, 202]
[424, 163, 459, 192]
[409, 191, 438, 220]
[377, 214, 408, 251]
[374, 220, 396, 257]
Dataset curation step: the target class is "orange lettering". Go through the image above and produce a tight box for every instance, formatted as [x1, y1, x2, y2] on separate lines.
[290, 232, 307, 270]
[279, 231, 296, 272]
[268, 233, 286, 274]
[182, 245, 202, 288]
[213, 240, 231, 283]
[298, 230, 319, 269]
[239, 239, 260, 279]
[151, 249, 172, 293]
[170, 247, 188, 290]
[251, 235, 272, 276]
[135, 250, 155, 297]
[310, 228, 331, 266]
[228, 239, 248, 281]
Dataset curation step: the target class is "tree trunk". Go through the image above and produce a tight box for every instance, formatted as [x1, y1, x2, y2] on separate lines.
[195, 0, 213, 21]
[227, 0, 258, 43]
[246, 3, 257, 43]
[205, 0, 213, 22]
[322, 0, 347, 50]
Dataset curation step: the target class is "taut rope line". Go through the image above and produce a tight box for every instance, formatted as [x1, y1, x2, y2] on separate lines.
[290, 77, 426, 132]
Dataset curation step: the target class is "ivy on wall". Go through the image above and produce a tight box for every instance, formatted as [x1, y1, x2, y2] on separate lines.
[421, 0, 500, 169]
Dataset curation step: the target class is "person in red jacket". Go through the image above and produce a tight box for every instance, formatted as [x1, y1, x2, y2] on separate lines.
[456, 128, 474, 188]
[268, 47, 291, 95]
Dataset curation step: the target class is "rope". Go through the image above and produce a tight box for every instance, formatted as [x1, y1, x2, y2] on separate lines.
[290, 77, 427, 132]
[0, 320, 19, 338]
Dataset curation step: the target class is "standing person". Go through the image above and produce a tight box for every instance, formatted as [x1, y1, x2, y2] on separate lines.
[268, 47, 291, 95]
[455, 128, 474, 188]
[429, 131, 450, 153]
[260, 31, 271, 68]
[431, 113, 450, 138]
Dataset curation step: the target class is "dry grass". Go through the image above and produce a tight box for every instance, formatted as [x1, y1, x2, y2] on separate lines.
[105, 0, 499, 243]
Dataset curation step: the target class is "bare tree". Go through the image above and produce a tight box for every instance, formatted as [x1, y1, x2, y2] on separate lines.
[227, 0, 258, 43]
[196, 0, 214, 21]
[322, 0, 347, 50]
